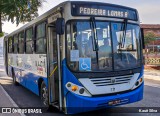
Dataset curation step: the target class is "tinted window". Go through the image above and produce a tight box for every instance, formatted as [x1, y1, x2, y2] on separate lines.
[8, 37, 13, 53]
[19, 32, 24, 53]
[13, 35, 18, 53]
[26, 28, 33, 53]
[36, 22, 46, 53]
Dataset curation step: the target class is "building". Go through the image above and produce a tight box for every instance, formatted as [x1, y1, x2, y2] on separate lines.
[141, 24, 160, 53]
[141, 24, 160, 37]
[141, 24, 160, 66]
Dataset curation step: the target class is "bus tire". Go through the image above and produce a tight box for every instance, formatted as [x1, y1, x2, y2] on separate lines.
[40, 81, 49, 106]
[12, 70, 19, 86]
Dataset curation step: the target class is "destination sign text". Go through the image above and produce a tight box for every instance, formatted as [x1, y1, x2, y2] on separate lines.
[71, 3, 137, 21]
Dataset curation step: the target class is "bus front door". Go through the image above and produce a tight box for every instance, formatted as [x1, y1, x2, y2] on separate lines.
[47, 24, 59, 106]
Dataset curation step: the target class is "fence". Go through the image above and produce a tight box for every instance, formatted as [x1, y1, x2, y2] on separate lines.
[144, 52, 160, 66]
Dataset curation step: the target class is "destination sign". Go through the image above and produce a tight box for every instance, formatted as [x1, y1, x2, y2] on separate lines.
[71, 3, 137, 21]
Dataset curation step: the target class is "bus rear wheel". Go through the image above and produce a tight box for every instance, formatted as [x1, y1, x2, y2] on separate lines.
[40, 81, 49, 106]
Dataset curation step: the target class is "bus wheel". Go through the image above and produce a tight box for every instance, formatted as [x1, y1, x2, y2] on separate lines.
[12, 70, 19, 86]
[40, 81, 48, 106]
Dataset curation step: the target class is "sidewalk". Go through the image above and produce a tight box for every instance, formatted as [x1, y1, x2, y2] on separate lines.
[0, 84, 24, 116]
[0, 65, 5, 72]
[0, 69, 4, 72]
[144, 69, 160, 81]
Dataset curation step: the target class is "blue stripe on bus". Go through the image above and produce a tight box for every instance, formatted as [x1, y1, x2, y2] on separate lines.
[8, 65, 48, 96]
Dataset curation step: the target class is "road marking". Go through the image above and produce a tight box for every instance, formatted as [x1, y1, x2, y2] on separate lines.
[0, 84, 26, 116]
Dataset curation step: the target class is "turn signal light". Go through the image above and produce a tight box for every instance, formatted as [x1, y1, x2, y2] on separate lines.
[139, 78, 143, 83]
[71, 85, 78, 91]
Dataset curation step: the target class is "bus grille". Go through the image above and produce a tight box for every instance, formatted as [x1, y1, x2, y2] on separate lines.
[90, 75, 133, 86]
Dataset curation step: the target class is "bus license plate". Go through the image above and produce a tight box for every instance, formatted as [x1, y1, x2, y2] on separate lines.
[108, 100, 121, 106]
[108, 99, 129, 106]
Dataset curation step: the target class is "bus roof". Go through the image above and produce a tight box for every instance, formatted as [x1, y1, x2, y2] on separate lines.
[5, 0, 137, 39]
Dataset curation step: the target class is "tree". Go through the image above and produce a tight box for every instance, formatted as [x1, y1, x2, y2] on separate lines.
[144, 32, 156, 54]
[144, 32, 156, 45]
[0, 0, 44, 36]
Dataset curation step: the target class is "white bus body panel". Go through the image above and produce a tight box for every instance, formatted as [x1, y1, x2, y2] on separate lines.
[8, 54, 47, 77]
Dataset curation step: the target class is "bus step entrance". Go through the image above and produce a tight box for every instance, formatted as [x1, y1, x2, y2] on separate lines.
[51, 101, 59, 109]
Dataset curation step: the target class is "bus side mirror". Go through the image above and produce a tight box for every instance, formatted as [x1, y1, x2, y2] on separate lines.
[141, 28, 145, 49]
[56, 18, 65, 35]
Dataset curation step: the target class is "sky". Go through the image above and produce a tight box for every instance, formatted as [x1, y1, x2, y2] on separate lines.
[2, 0, 160, 34]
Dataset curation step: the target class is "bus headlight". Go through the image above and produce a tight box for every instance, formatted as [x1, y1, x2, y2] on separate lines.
[66, 82, 91, 97]
[131, 76, 144, 90]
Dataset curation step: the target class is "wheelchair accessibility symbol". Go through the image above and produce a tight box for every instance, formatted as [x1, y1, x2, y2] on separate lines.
[79, 58, 91, 71]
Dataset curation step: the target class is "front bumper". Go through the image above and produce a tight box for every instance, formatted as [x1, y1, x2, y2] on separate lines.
[65, 82, 144, 114]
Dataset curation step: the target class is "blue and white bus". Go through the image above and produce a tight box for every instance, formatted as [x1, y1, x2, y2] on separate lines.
[4, 1, 145, 114]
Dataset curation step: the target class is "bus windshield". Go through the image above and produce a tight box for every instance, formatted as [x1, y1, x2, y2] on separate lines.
[66, 20, 141, 72]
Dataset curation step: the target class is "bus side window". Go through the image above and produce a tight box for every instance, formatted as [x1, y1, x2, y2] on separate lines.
[8, 37, 13, 53]
[25, 28, 33, 53]
[35, 22, 46, 54]
[18, 32, 24, 54]
[13, 35, 18, 53]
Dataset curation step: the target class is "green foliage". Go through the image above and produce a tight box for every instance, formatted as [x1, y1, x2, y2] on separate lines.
[144, 32, 156, 45]
[0, 0, 44, 26]
[0, 32, 4, 37]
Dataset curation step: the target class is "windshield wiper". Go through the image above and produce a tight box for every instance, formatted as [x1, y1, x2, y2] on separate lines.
[118, 19, 128, 61]
[90, 17, 99, 51]
[120, 19, 128, 48]
[90, 17, 99, 67]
